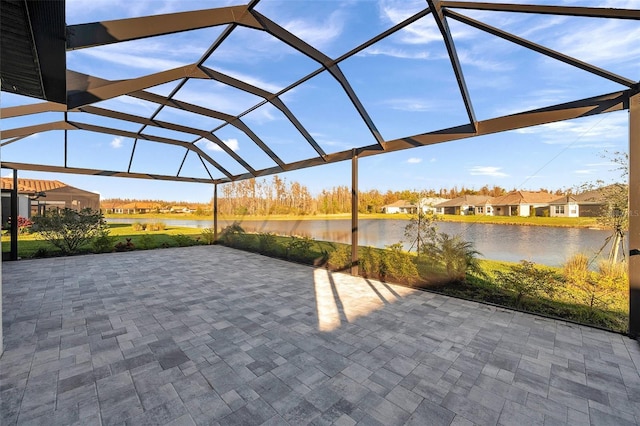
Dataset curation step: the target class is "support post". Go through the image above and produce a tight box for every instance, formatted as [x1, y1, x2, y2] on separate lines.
[10, 169, 19, 261]
[351, 149, 359, 276]
[213, 183, 218, 242]
[629, 92, 639, 338]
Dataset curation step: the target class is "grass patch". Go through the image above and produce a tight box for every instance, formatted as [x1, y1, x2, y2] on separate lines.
[104, 212, 598, 228]
[2, 224, 205, 257]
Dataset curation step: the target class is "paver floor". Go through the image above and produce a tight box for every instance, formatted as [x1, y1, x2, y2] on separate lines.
[2, 245, 639, 425]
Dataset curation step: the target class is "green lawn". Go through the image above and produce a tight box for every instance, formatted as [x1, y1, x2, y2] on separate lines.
[104, 212, 599, 228]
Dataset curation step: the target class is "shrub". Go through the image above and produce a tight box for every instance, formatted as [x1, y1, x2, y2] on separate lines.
[32, 247, 51, 258]
[258, 232, 278, 255]
[424, 233, 484, 282]
[328, 244, 351, 271]
[92, 228, 114, 253]
[32, 208, 106, 255]
[286, 236, 314, 261]
[495, 260, 563, 307]
[219, 222, 245, 246]
[172, 234, 197, 247]
[114, 238, 135, 252]
[360, 246, 382, 278]
[201, 228, 216, 245]
[562, 254, 626, 313]
[380, 242, 419, 282]
[138, 233, 155, 250]
[147, 222, 166, 231]
[132, 222, 147, 231]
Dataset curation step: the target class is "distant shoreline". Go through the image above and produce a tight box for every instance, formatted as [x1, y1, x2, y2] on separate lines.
[104, 213, 600, 229]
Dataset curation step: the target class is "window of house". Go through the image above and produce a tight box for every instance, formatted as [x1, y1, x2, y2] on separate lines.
[555, 205, 565, 214]
[477, 207, 483, 213]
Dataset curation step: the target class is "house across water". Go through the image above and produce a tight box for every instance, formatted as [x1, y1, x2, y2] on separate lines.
[1, 178, 100, 221]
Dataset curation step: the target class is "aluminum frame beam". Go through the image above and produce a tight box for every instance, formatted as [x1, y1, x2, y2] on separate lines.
[66, 5, 262, 50]
[442, 1, 640, 19]
[629, 92, 640, 338]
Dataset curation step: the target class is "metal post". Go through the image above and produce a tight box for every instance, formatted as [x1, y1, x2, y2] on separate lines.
[10, 169, 18, 260]
[213, 183, 218, 242]
[351, 149, 359, 276]
[629, 92, 639, 338]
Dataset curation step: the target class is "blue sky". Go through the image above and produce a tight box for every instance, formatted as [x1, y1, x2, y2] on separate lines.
[1, 0, 638, 202]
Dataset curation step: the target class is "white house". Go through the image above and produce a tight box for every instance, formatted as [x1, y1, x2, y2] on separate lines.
[381, 200, 416, 214]
[418, 197, 447, 215]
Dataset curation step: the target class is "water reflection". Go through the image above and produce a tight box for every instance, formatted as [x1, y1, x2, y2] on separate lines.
[108, 217, 622, 266]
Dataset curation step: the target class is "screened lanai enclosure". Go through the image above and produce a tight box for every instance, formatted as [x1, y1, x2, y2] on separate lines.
[1, 0, 639, 340]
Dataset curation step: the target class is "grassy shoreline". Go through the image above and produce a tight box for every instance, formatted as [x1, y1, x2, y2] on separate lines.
[104, 212, 600, 229]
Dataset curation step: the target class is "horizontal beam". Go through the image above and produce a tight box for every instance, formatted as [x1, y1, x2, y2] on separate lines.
[382, 90, 632, 151]
[67, 66, 209, 109]
[441, 1, 640, 19]
[0, 162, 216, 184]
[67, 5, 262, 50]
[0, 101, 66, 118]
[1, 121, 75, 139]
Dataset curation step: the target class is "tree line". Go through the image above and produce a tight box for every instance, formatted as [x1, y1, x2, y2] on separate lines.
[211, 176, 565, 216]
[104, 177, 570, 216]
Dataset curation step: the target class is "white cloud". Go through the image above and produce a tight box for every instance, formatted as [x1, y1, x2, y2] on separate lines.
[456, 49, 513, 72]
[407, 157, 422, 164]
[284, 10, 345, 50]
[77, 49, 186, 71]
[574, 169, 594, 175]
[199, 138, 239, 152]
[213, 68, 283, 94]
[382, 98, 435, 112]
[517, 114, 628, 148]
[469, 166, 508, 177]
[552, 20, 640, 67]
[359, 46, 432, 60]
[110, 136, 124, 148]
[174, 85, 261, 116]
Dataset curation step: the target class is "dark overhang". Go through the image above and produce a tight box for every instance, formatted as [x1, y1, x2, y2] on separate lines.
[0, 0, 66, 103]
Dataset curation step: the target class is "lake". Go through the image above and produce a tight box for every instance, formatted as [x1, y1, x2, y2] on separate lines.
[108, 217, 619, 266]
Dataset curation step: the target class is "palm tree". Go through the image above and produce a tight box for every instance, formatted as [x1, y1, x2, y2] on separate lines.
[424, 233, 483, 282]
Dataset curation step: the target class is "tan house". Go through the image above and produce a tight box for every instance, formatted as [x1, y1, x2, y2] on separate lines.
[102, 201, 162, 214]
[436, 195, 492, 215]
[490, 190, 557, 217]
[1, 178, 100, 218]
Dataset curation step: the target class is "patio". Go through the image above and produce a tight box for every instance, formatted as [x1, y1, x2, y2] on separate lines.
[1, 246, 639, 425]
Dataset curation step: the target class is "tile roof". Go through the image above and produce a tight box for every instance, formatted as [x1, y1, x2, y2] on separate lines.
[436, 195, 492, 207]
[490, 191, 558, 205]
[383, 200, 414, 208]
[0, 177, 67, 193]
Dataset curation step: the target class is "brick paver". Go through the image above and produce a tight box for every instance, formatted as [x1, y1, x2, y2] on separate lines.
[2, 246, 639, 425]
